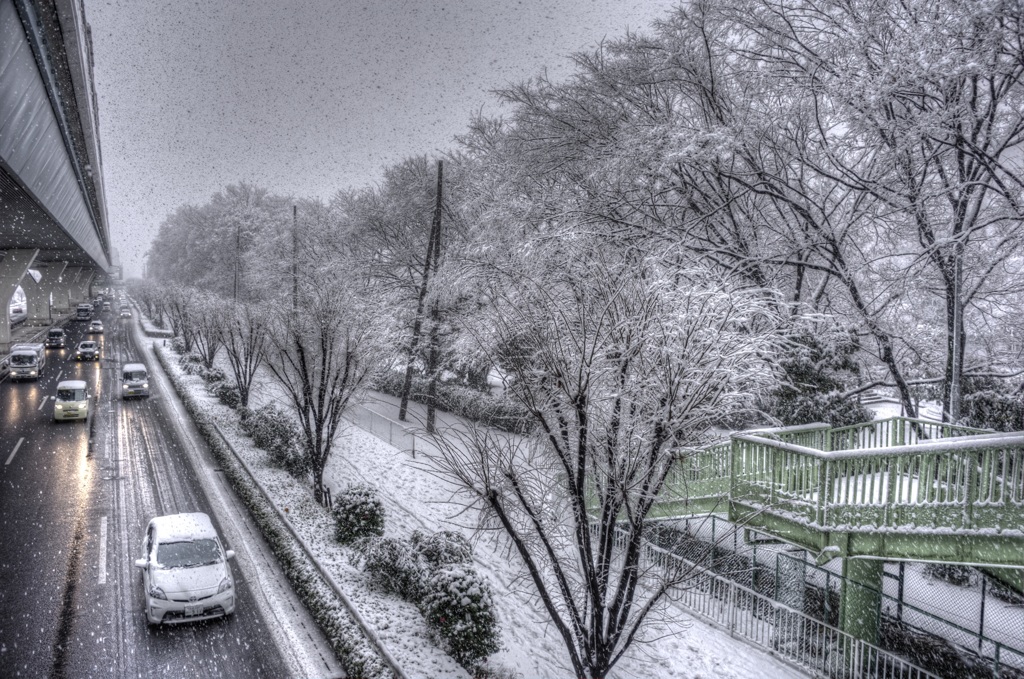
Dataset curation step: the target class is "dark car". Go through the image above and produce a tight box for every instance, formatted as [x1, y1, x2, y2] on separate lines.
[45, 328, 67, 349]
[75, 341, 99, 361]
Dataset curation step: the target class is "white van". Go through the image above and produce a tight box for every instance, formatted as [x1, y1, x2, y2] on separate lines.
[9, 343, 46, 380]
[54, 380, 90, 421]
[122, 363, 150, 398]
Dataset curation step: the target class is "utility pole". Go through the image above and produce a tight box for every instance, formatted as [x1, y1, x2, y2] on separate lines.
[292, 204, 298, 313]
[399, 159, 443, 422]
[234, 219, 240, 301]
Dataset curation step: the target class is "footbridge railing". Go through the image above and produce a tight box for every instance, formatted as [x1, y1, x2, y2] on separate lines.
[660, 418, 1024, 564]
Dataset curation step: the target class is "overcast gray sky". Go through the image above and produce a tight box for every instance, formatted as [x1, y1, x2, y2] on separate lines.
[87, 0, 680, 277]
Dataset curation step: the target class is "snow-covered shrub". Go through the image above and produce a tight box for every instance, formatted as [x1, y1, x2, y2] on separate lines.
[987, 575, 1024, 605]
[332, 485, 385, 544]
[420, 565, 501, 669]
[373, 372, 533, 435]
[924, 563, 977, 587]
[200, 366, 227, 384]
[961, 390, 1023, 432]
[239, 405, 306, 477]
[411, 530, 473, 567]
[352, 536, 424, 600]
[170, 336, 186, 353]
[212, 381, 241, 409]
[179, 352, 204, 375]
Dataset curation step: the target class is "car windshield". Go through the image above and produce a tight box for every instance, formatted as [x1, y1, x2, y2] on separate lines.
[124, 371, 146, 381]
[11, 354, 35, 366]
[156, 539, 222, 568]
[48, 331, 62, 338]
[57, 388, 87, 401]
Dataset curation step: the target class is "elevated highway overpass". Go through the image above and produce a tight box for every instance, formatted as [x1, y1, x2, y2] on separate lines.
[1, 0, 111, 351]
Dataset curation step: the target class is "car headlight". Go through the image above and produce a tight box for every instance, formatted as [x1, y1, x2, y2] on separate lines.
[149, 586, 167, 600]
[55, 404, 63, 410]
[122, 384, 128, 389]
[142, 383, 149, 389]
[218, 577, 233, 594]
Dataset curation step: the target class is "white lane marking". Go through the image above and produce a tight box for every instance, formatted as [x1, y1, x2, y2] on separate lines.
[38, 396, 52, 411]
[55, 370, 63, 382]
[6, 438, 25, 466]
[98, 516, 108, 585]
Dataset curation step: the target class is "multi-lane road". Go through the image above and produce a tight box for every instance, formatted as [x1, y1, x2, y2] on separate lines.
[0, 306, 340, 678]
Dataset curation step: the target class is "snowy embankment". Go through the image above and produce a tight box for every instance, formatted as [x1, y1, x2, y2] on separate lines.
[145, 342, 808, 678]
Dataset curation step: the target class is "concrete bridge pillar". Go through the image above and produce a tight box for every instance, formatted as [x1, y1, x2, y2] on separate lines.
[50, 265, 82, 314]
[0, 249, 39, 353]
[23, 262, 68, 325]
[66, 266, 94, 306]
[839, 557, 884, 646]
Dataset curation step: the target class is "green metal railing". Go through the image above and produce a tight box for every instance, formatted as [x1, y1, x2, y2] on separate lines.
[663, 418, 1024, 538]
[830, 417, 991, 452]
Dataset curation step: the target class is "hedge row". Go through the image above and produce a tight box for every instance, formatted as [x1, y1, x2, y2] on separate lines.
[373, 371, 534, 435]
[155, 346, 393, 679]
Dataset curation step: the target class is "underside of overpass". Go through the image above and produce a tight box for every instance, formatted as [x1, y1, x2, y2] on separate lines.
[1, 0, 111, 350]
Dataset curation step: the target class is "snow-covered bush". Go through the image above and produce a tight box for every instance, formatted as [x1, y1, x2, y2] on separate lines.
[179, 352, 204, 375]
[961, 389, 1023, 432]
[987, 575, 1024, 605]
[411, 529, 473, 567]
[332, 485, 385, 544]
[239, 405, 306, 477]
[924, 563, 977, 587]
[200, 366, 227, 384]
[211, 381, 241, 409]
[420, 565, 501, 669]
[373, 372, 533, 435]
[352, 536, 424, 600]
[170, 336, 186, 353]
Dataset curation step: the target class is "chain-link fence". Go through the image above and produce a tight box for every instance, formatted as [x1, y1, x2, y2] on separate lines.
[648, 515, 1024, 678]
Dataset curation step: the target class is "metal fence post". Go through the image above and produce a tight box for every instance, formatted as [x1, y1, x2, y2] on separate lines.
[979, 576, 987, 653]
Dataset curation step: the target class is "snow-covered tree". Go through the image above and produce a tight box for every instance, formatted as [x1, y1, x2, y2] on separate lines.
[264, 259, 394, 504]
[427, 238, 782, 679]
[219, 300, 269, 409]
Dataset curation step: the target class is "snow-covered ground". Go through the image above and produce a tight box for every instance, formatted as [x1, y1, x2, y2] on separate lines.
[157, 341, 809, 679]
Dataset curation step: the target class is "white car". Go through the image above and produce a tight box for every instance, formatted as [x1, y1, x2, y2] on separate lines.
[75, 341, 99, 361]
[88, 320, 104, 334]
[54, 380, 89, 421]
[135, 513, 236, 625]
[122, 363, 150, 398]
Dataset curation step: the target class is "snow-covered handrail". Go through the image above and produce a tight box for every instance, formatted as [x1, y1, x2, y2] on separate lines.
[733, 430, 1024, 460]
[662, 417, 1024, 539]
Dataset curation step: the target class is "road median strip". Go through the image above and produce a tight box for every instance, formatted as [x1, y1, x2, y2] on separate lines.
[152, 344, 400, 679]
